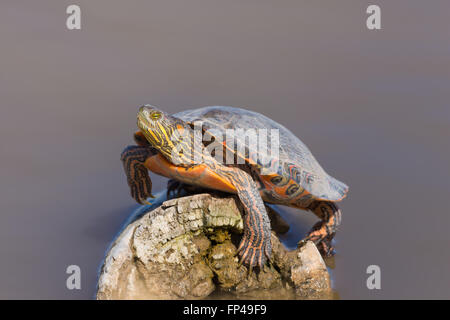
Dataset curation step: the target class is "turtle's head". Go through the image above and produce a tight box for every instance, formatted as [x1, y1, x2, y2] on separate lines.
[137, 105, 194, 164]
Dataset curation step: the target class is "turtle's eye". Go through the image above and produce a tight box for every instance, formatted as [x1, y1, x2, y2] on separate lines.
[150, 111, 162, 121]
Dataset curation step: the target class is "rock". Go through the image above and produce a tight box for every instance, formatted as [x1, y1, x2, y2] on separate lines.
[96, 193, 332, 300]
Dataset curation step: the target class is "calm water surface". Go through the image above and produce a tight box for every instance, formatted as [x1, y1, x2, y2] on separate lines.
[0, 1, 449, 299]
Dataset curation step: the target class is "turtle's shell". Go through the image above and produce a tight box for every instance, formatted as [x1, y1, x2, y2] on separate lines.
[173, 106, 348, 201]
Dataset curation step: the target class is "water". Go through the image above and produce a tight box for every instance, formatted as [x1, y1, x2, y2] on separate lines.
[0, 1, 449, 299]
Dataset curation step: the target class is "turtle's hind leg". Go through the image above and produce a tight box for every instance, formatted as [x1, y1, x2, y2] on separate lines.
[300, 201, 342, 256]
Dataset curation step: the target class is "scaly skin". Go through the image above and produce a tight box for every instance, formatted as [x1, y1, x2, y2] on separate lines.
[301, 201, 342, 256]
[203, 162, 272, 267]
[120, 145, 156, 204]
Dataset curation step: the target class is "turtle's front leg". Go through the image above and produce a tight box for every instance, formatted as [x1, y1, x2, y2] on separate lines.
[120, 145, 157, 204]
[221, 167, 272, 269]
[301, 201, 342, 256]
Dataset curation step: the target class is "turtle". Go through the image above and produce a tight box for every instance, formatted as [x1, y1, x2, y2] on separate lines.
[121, 105, 349, 269]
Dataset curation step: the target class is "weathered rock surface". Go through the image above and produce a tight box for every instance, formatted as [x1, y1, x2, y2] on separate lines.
[96, 193, 332, 300]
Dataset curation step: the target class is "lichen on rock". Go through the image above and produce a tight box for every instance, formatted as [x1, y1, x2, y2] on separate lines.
[96, 193, 333, 300]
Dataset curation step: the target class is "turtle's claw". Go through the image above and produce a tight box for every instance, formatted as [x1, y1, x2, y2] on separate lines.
[298, 236, 335, 257]
[142, 199, 152, 206]
[129, 178, 153, 205]
[238, 248, 263, 269]
[316, 240, 335, 257]
[236, 235, 271, 271]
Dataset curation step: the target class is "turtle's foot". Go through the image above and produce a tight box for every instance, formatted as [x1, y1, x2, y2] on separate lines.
[316, 240, 335, 257]
[128, 167, 154, 205]
[299, 200, 341, 257]
[299, 234, 335, 257]
[121, 145, 155, 205]
[236, 233, 271, 270]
